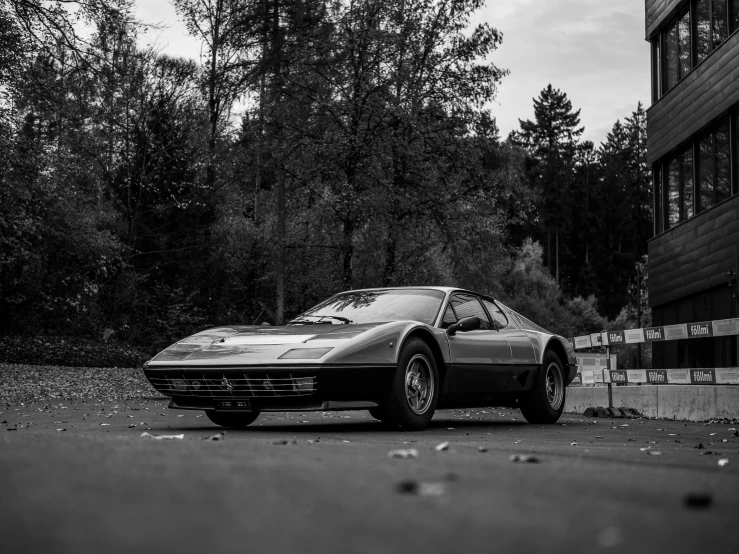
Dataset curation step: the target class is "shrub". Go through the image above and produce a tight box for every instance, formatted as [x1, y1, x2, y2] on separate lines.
[0, 335, 153, 368]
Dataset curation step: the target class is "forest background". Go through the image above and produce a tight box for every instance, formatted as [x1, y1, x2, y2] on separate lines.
[0, 0, 653, 367]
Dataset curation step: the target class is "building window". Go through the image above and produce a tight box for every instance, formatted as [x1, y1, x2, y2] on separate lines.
[662, 8, 691, 92]
[697, 0, 732, 62]
[654, 165, 663, 234]
[666, 146, 694, 228]
[653, 0, 739, 100]
[697, 118, 731, 211]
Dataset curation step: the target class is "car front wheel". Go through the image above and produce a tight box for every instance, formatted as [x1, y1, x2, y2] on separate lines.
[205, 410, 260, 428]
[520, 351, 566, 424]
[380, 338, 439, 431]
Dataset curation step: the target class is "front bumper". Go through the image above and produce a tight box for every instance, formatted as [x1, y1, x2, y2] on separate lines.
[143, 364, 395, 412]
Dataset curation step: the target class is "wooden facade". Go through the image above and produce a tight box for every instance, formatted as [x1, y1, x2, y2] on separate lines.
[646, 0, 681, 39]
[648, 195, 739, 307]
[646, 30, 739, 165]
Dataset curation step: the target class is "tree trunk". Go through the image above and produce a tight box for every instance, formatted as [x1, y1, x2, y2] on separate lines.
[555, 227, 560, 286]
[636, 263, 642, 368]
[275, 167, 285, 324]
[342, 216, 354, 290]
[382, 225, 397, 287]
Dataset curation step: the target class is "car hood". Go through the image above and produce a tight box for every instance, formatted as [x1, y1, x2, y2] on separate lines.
[146, 323, 386, 365]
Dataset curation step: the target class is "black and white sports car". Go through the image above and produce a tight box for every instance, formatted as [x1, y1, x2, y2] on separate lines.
[143, 287, 577, 430]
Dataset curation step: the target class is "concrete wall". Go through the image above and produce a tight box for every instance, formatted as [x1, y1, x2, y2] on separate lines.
[565, 385, 739, 420]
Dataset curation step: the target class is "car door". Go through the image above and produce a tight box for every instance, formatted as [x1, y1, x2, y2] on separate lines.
[480, 299, 537, 365]
[443, 293, 513, 394]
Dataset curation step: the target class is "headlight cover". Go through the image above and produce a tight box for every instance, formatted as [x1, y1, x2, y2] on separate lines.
[278, 347, 333, 359]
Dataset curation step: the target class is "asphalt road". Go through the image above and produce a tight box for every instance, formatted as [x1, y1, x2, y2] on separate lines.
[2, 400, 739, 554]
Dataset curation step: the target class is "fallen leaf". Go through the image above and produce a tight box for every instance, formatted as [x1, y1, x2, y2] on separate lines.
[478, 446, 488, 452]
[684, 493, 712, 509]
[140, 432, 184, 440]
[388, 449, 418, 459]
[435, 441, 450, 451]
[204, 433, 225, 441]
[272, 440, 288, 445]
[510, 454, 539, 463]
[695, 443, 706, 449]
[718, 458, 730, 467]
[647, 451, 662, 456]
[395, 480, 445, 496]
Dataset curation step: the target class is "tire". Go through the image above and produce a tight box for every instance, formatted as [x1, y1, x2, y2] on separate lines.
[380, 337, 440, 431]
[520, 350, 566, 424]
[205, 410, 260, 428]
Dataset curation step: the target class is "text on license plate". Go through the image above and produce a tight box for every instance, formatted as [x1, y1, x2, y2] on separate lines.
[215, 400, 252, 411]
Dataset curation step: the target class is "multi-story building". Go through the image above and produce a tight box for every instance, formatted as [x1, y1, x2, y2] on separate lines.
[646, 0, 739, 369]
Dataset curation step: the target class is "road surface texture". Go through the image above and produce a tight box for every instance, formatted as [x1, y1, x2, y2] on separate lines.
[2, 400, 739, 554]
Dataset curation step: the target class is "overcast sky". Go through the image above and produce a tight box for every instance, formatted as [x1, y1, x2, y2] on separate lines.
[136, 0, 650, 146]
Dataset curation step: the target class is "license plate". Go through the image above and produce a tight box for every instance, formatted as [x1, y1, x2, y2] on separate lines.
[215, 399, 252, 411]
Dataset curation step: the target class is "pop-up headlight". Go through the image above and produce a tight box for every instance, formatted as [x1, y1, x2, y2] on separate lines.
[278, 347, 333, 359]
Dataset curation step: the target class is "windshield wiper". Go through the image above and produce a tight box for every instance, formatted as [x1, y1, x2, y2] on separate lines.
[294, 314, 353, 324]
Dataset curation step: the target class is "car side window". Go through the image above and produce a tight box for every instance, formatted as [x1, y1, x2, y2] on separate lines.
[482, 299, 509, 330]
[449, 294, 491, 330]
[441, 306, 457, 329]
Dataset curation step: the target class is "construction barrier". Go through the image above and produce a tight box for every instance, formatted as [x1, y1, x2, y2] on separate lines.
[573, 367, 739, 386]
[569, 317, 739, 350]
[569, 319, 739, 387]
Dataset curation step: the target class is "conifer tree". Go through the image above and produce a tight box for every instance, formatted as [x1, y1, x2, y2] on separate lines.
[515, 84, 583, 285]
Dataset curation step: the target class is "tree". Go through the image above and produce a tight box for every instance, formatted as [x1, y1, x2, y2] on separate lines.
[515, 84, 583, 286]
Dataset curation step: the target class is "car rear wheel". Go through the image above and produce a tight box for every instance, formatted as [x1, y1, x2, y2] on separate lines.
[205, 410, 260, 428]
[380, 338, 439, 431]
[520, 350, 566, 424]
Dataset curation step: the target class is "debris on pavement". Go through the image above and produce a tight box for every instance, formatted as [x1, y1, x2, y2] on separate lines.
[435, 441, 449, 451]
[395, 480, 445, 496]
[647, 451, 662, 456]
[694, 443, 706, 449]
[140, 432, 184, 440]
[718, 458, 730, 467]
[272, 440, 289, 445]
[204, 433, 226, 441]
[388, 449, 418, 459]
[478, 446, 488, 453]
[684, 493, 713, 509]
[510, 454, 539, 463]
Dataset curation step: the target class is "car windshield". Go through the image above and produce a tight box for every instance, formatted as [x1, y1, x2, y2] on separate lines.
[293, 289, 446, 325]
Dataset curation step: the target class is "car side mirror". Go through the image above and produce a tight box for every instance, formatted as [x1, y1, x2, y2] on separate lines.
[446, 316, 481, 336]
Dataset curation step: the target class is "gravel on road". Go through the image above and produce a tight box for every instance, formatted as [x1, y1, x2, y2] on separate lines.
[0, 363, 158, 404]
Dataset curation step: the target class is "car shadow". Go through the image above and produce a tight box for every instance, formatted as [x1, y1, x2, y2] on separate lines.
[171, 415, 529, 435]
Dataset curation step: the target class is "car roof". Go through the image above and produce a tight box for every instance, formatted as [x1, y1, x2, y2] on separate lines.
[342, 286, 464, 294]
